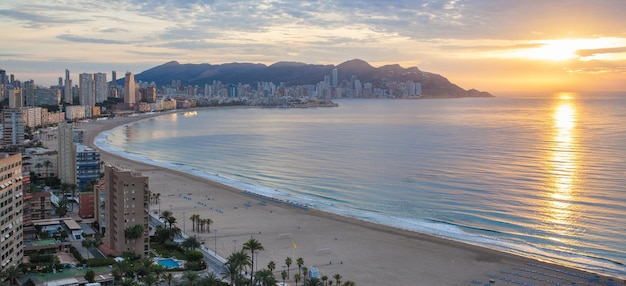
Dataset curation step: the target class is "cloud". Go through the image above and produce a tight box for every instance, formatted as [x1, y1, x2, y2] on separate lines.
[0, 9, 88, 28]
[576, 47, 626, 57]
[99, 28, 130, 33]
[57, 34, 127, 45]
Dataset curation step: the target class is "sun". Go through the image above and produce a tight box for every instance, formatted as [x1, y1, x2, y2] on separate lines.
[525, 40, 581, 61]
[492, 37, 626, 62]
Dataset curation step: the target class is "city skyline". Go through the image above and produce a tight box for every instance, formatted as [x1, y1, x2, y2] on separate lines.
[1, 1, 625, 93]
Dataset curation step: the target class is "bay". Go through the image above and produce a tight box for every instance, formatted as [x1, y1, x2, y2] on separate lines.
[97, 92, 626, 279]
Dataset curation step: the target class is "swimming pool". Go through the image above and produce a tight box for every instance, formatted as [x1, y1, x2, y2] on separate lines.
[156, 258, 181, 268]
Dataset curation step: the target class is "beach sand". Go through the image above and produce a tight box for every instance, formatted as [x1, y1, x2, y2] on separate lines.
[77, 111, 621, 286]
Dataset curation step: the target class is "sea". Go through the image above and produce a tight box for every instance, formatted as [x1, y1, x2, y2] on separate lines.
[95, 92, 626, 279]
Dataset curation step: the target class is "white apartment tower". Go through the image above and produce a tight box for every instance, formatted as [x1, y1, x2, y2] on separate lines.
[94, 72, 108, 104]
[79, 73, 95, 107]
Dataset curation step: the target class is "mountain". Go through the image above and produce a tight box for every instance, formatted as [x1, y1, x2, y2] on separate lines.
[133, 59, 492, 98]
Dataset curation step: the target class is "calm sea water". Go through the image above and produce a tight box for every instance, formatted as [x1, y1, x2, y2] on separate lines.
[96, 93, 626, 278]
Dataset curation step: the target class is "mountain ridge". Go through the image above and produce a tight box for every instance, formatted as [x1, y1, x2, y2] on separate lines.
[134, 59, 492, 98]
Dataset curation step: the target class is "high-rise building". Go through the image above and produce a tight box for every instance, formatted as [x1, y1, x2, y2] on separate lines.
[94, 72, 108, 104]
[124, 72, 136, 106]
[0, 153, 24, 271]
[79, 73, 95, 107]
[102, 164, 150, 258]
[76, 144, 100, 191]
[0, 70, 7, 85]
[332, 68, 338, 88]
[57, 122, 76, 185]
[2, 109, 24, 147]
[64, 69, 72, 104]
[8, 88, 22, 109]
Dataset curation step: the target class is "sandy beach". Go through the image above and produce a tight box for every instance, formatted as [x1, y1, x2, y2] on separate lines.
[78, 111, 621, 286]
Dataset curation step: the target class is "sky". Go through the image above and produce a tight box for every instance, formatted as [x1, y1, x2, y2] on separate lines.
[1, 0, 625, 94]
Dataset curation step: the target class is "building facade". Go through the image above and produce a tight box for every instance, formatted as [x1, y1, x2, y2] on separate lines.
[57, 122, 76, 185]
[124, 72, 136, 106]
[2, 109, 24, 148]
[0, 153, 24, 271]
[102, 165, 149, 258]
[76, 143, 100, 191]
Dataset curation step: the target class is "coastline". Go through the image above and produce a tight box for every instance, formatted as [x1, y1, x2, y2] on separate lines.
[82, 111, 623, 286]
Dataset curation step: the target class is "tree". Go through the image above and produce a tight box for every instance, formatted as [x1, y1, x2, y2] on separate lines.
[182, 236, 201, 250]
[285, 257, 292, 278]
[321, 275, 329, 286]
[190, 214, 200, 232]
[141, 273, 159, 286]
[85, 269, 96, 282]
[82, 238, 95, 259]
[34, 163, 43, 176]
[254, 269, 276, 286]
[204, 217, 213, 232]
[183, 270, 199, 286]
[0, 265, 23, 285]
[342, 281, 356, 286]
[294, 273, 301, 286]
[43, 160, 52, 177]
[202, 272, 223, 286]
[332, 274, 342, 286]
[124, 224, 144, 253]
[69, 183, 78, 211]
[243, 237, 264, 286]
[281, 271, 288, 286]
[267, 260, 276, 273]
[55, 197, 69, 217]
[221, 261, 239, 286]
[302, 266, 309, 280]
[160, 210, 173, 227]
[164, 272, 175, 286]
[296, 257, 304, 276]
[304, 277, 323, 286]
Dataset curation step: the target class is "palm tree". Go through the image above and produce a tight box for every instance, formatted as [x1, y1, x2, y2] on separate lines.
[190, 214, 200, 232]
[294, 273, 301, 286]
[205, 217, 213, 232]
[321, 275, 329, 286]
[281, 271, 288, 286]
[302, 266, 309, 280]
[69, 183, 78, 211]
[201, 272, 222, 286]
[160, 210, 173, 226]
[165, 216, 177, 230]
[43, 160, 52, 177]
[141, 272, 159, 286]
[285, 257, 292, 278]
[56, 197, 69, 217]
[0, 265, 23, 285]
[267, 260, 276, 273]
[254, 269, 276, 286]
[221, 261, 239, 286]
[182, 271, 199, 286]
[82, 238, 94, 259]
[304, 277, 323, 286]
[181, 236, 201, 250]
[243, 236, 264, 285]
[332, 274, 342, 286]
[34, 163, 43, 176]
[124, 224, 144, 252]
[342, 281, 356, 286]
[296, 257, 304, 276]
[164, 272, 175, 286]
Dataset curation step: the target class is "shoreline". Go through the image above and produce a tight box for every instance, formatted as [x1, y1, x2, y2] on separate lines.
[81, 111, 623, 286]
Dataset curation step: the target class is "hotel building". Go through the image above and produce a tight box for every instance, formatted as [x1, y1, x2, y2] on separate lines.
[102, 164, 149, 258]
